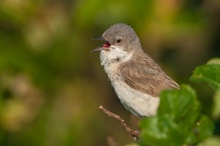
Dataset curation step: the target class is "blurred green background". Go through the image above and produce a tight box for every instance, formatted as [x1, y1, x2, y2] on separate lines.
[0, 0, 220, 145]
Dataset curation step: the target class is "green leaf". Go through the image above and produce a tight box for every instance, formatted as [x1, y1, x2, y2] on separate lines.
[190, 58, 220, 89]
[179, 101, 202, 143]
[197, 137, 220, 146]
[207, 58, 220, 65]
[139, 85, 214, 146]
[212, 88, 220, 119]
[139, 115, 184, 146]
[158, 85, 198, 122]
[197, 115, 213, 141]
[186, 115, 214, 144]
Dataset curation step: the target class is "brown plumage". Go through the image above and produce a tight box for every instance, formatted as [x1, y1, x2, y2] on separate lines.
[93, 23, 179, 117]
[120, 51, 179, 97]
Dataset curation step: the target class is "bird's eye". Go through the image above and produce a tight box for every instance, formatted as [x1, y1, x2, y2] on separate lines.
[116, 38, 122, 44]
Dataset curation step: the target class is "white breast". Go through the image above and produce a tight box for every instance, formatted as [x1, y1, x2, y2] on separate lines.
[100, 47, 159, 118]
[111, 78, 159, 118]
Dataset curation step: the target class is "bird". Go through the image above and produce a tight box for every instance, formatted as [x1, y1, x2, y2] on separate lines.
[92, 23, 179, 118]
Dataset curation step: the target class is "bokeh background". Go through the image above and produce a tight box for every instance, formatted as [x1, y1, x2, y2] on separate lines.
[0, 0, 220, 145]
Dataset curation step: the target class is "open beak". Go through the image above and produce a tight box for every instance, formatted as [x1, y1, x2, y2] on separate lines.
[91, 46, 103, 52]
[91, 36, 106, 41]
[91, 36, 110, 53]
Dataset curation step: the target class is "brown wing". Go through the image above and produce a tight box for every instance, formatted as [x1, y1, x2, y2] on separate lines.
[119, 56, 179, 97]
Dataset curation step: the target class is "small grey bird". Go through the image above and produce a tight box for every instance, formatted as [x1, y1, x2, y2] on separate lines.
[92, 23, 179, 118]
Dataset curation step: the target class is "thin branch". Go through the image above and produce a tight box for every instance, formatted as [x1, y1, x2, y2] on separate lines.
[99, 105, 140, 140]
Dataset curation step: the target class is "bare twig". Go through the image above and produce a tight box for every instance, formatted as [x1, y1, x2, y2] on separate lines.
[99, 105, 140, 140]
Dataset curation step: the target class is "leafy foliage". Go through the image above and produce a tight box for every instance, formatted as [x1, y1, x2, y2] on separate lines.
[139, 58, 220, 146]
[191, 58, 220, 89]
